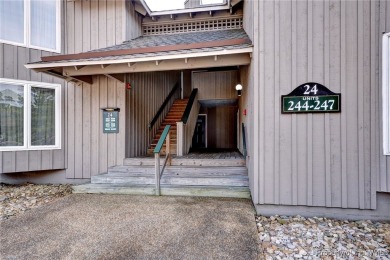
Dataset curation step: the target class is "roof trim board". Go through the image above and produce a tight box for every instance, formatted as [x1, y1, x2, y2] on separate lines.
[61, 53, 251, 76]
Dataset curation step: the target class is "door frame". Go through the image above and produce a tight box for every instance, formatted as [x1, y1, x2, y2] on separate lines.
[196, 114, 207, 148]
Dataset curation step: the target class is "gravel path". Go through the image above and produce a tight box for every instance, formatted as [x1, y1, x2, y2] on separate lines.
[0, 183, 72, 221]
[256, 215, 390, 259]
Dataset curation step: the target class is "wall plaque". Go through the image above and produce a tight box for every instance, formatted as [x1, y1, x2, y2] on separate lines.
[102, 108, 120, 133]
[281, 82, 341, 113]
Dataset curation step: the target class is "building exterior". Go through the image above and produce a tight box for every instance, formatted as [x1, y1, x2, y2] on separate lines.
[0, 0, 389, 220]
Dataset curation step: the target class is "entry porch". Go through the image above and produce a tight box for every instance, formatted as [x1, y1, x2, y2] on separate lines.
[73, 150, 250, 199]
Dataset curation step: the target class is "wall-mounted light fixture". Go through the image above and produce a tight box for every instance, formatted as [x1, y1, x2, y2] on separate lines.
[235, 84, 243, 97]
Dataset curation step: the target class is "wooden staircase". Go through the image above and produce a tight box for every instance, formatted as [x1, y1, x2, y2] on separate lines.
[147, 98, 189, 155]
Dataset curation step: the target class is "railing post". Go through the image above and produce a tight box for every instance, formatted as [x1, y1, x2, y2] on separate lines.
[155, 153, 160, 195]
[177, 122, 184, 156]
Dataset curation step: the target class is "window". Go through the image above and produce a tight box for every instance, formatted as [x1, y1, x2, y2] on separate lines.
[0, 78, 61, 151]
[0, 0, 60, 53]
[383, 32, 390, 154]
[200, 0, 225, 5]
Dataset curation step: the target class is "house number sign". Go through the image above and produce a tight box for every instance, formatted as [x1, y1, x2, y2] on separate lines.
[281, 82, 341, 113]
[102, 108, 120, 133]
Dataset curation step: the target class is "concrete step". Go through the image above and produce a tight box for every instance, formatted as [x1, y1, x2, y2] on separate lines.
[73, 184, 250, 199]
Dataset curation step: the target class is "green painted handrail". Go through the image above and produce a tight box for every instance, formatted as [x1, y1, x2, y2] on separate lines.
[154, 125, 171, 153]
[149, 82, 179, 129]
[181, 88, 198, 124]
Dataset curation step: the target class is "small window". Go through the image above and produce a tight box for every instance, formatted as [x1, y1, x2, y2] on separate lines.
[383, 32, 390, 154]
[0, 78, 61, 151]
[0, 0, 60, 53]
[200, 0, 225, 5]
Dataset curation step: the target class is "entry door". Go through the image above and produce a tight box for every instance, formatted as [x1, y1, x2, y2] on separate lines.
[192, 115, 207, 148]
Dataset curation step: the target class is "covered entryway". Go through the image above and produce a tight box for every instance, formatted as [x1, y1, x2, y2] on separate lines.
[25, 28, 253, 198]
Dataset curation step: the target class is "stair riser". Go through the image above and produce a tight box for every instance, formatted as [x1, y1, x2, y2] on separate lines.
[123, 159, 155, 166]
[73, 185, 250, 199]
[123, 158, 246, 167]
[109, 166, 248, 175]
[170, 159, 246, 167]
[106, 172, 248, 178]
[108, 168, 154, 174]
[92, 176, 249, 186]
[92, 176, 154, 185]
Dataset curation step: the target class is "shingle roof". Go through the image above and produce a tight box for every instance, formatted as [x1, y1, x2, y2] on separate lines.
[89, 29, 250, 52]
[29, 29, 252, 65]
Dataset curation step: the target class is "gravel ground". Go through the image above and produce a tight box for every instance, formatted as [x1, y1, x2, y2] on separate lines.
[256, 215, 390, 259]
[1, 184, 389, 259]
[0, 183, 72, 221]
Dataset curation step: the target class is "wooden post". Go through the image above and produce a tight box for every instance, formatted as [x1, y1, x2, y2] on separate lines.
[155, 153, 160, 195]
[177, 122, 184, 156]
[166, 132, 171, 165]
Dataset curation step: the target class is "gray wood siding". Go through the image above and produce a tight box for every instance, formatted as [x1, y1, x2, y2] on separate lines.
[126, 0, 142, 40]
[64, 0, 142, 178]
[379, 0, 390, 193]
[65, 0, 131, 53]
[243, 0, 388, 209]
[125, 71, 181, 157]
[65, 76, 127, 179]
[0, 18, 66, 174]
[192, 71, 238, 100]
[201, 106, 237, 149]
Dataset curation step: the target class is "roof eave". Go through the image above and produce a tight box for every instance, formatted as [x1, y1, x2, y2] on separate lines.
[25, 47, 253, 70]
[25, 47, 253, 85]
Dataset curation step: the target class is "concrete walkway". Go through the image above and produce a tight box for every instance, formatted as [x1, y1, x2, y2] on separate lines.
[0, 194, 259, 259]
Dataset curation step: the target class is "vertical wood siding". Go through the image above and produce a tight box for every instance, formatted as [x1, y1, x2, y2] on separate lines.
[65, 0, 130, 53]
[65, 0, 141, 178]
[192, 71, 238, 100]
[64, 0, 142, 178]
[65, 76, 127, 178]
[203, 106, 237, 149]
[0, 45, 65, 173]
[0, 0, 67, 173]
[126, 0, 142, 40]
[244, 0, 388, 209]
[125, 71, 181, 157]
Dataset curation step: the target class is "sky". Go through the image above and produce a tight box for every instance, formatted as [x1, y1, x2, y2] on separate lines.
[144, 0, 224, 11]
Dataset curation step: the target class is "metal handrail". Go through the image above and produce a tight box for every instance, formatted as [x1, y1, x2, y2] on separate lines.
[181, 88, 198, 124]
[242, 123, 247, 157]
[153, 125, 171, 195]
[149, 82, 180, 129]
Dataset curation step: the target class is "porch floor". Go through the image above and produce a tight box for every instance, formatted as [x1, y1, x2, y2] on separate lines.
[177, 148, 244, 159]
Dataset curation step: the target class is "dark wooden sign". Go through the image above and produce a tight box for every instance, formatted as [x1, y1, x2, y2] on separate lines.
[102, 108, 120, 133]
[281, 83, 341, 113]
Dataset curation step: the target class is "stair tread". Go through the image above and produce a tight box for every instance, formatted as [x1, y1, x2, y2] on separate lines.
[73, 183, 251, 200]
